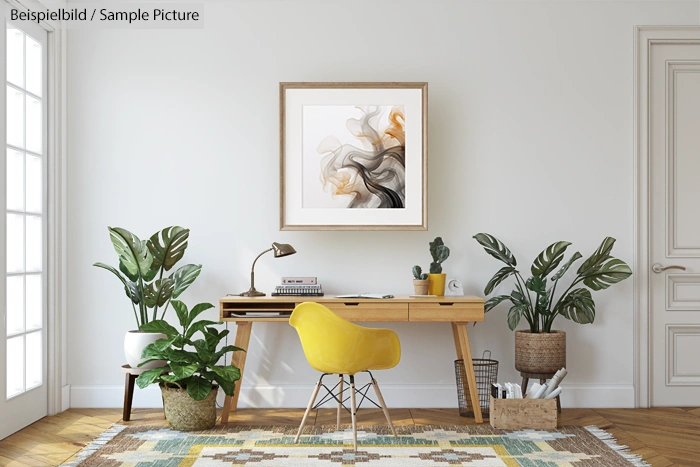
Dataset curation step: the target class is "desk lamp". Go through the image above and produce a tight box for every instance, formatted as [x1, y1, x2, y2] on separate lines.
[240, 242, 296, 297]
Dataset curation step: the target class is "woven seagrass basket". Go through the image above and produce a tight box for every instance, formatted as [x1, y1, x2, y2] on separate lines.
[514, 330, 566, 374]
[161, 384, 218, 431]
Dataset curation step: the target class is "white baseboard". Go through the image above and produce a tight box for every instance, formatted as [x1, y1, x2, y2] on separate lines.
[62, 384, 71, 412]
[69, 383, 635, 409]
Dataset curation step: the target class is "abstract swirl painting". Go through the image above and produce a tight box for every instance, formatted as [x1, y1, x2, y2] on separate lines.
[303, 105, 406, 209]
[281, 83, 427, 230]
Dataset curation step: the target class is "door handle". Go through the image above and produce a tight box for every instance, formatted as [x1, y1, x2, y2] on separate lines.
[652, 263, 687, 273]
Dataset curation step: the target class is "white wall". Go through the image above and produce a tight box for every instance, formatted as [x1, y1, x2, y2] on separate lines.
[66, 0, 699, 409]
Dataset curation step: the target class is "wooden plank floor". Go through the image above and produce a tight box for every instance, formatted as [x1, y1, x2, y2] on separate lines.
[0, 407, 699, 466]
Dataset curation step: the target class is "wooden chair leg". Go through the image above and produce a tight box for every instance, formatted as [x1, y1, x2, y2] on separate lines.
[350, 375, 357, 452]
[371, 378, 396, 438]
[295, 381, 321, 443]
[521, 377, 529, 394]
[337, 375, 344, 430]
[123, 373, 135, 422]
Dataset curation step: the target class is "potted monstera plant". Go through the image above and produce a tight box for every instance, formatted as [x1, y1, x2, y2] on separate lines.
[474, 234, 632, 374]
[94, 226, 201, 369]
[136, 300, 244, 431]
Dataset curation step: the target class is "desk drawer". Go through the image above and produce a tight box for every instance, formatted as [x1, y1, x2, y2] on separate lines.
[409, 302, 484, 322]
[324, 302, 408, 322]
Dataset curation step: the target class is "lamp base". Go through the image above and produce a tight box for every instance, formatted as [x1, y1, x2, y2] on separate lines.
[240, 288, 266, 297]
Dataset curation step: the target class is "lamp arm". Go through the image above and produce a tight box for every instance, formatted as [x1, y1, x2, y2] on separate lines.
[250, 247, 273, 273]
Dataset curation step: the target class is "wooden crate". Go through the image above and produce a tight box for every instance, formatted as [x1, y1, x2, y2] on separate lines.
[489, 395, 557, 430]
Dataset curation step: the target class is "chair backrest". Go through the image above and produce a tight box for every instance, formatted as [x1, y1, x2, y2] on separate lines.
[289, 302, 401, 375]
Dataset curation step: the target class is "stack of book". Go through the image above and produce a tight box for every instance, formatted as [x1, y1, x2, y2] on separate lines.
[491, 367, 567, 400]
[272, 277, 324, 297]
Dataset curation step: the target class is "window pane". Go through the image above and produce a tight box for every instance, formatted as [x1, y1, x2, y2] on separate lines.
[7, 149, 24, 211]
[25, 154, 41, 213]
[25, 274, 41, 331]
[25, 95, 41, 154]
[7, 85, 24, 148]
[6, 275, 24, 336]
[25, 36, 41, 97]
[6, 213, 24, 273]
[7, 335, 24, 398]
[6, 26, 23, 87]
[25, 331, 41, 389]
[25, 215, 41, 272]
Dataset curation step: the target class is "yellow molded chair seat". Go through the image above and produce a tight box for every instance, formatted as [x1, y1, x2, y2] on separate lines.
[289, 302, 401, 451]
[289, 302, 400, 375]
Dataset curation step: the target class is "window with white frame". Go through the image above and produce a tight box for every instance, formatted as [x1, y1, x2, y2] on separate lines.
[5, 23, 46, 400]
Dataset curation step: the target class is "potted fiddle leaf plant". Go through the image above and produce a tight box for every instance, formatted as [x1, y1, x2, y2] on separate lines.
[136, 300, 244, 431]
[428, 237, 450, 296]
[94, 226, 202, 369]
[412, 265, 429, 295]
[473, 233, 632, 374]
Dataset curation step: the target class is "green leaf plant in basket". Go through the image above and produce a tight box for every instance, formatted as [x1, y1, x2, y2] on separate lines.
[135, 300, 244, 430]
[93, 226, 202, 370]
[473, 233, 632, 374]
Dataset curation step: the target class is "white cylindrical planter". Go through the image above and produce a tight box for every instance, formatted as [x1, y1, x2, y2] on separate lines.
[124, 331, 167, 369]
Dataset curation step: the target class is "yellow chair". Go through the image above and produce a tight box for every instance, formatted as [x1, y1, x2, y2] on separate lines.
[289, 302, 401, 451]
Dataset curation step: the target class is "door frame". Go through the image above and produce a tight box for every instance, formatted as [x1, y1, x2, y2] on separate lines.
[3, 0, 67, 415]
[634, 26, 700, 408]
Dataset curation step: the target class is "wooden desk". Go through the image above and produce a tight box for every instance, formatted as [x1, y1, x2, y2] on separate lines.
[219, 295, 485, 424]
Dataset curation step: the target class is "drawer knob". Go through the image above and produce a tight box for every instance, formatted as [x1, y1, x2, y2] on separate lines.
[344, 302, 360, 306]
[439, 302, 454, 306]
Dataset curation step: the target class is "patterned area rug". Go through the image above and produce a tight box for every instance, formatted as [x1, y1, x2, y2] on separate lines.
[63, 424, 649, 466]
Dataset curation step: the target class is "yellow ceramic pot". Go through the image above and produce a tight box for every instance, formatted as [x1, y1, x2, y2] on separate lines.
[427, 273, 447, 296]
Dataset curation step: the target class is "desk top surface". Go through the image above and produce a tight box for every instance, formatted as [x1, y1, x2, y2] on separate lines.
[220, 295, 484, 303]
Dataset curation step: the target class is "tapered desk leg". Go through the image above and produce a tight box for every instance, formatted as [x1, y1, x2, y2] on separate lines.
[453, 322, 483, 423]
[221, 321, 253, 424]
[451, 323, 463, 360]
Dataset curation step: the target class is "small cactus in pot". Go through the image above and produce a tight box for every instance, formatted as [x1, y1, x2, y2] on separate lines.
[412, 265, 430, 295]
[428, 237, 450, 295]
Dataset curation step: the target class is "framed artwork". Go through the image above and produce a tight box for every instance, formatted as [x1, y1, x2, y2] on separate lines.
[280, 82, 428, 230]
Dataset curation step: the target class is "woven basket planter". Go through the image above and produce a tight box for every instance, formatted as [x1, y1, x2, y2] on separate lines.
[161, 384, 218, 431]
[514, 330, 566, 374]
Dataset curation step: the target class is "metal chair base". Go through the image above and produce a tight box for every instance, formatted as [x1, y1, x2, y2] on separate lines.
[294, 371, 397, 451]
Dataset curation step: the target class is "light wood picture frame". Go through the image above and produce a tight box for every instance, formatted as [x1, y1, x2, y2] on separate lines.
[280, 82, 427, 231]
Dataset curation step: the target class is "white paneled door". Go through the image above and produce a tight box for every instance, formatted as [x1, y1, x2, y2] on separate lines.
[649, 35, 700, 406]
[0, 11, 48, 439]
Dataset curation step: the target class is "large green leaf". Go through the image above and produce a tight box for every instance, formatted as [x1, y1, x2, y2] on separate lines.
[139, 319, 179, 338]
[140, 343, 167, 360]
[204, 328, 229, 349]
[577, 237, 616, 274]
[171, 300, 189, 328]
[536, 287, 553, 316]
[169, 362, 198, 380]
[551, 252, 582, 282]
[484, 266, 516, 295]
[531, 241, 571, 277]
[559, 288, 596, 324]
[507, 304, 526, 330]
[211, 365, 241, 383]
[186, 376, 213, 401]
[473, 233, 517, 266]
[168, 348, 198, 363]
[214, 376, 235, 397]
[185, 320, 221, 340]
[187, 302, 215, 328]
[525, 275, 547, 295]
[108, 227, 154, 281]
[143, 278, 175, 309]
[213, 345, 245, 363]
[135, 367, 167, 389]
[171, 264, 202, 299]
[193, 339, 214, 363]
[93, 262, 140, 304]
[510, 290, 527, 306]
[148, 227, 190, 273]
[484, 295, 511, 313]
[581, 258, 632, 291]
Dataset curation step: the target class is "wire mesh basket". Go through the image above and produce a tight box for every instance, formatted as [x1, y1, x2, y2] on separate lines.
[455, 350, 498, 417]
